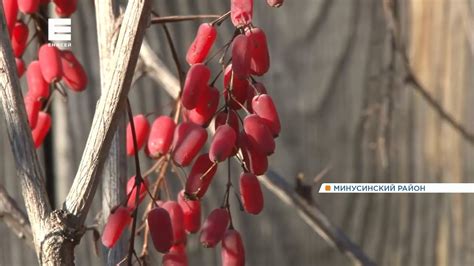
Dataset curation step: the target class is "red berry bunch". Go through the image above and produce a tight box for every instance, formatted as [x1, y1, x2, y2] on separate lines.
[101, 1, 283, 265]
[4, 0, 87, 148]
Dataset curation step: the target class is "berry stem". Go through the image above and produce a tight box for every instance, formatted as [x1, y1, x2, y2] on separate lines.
[125, 99, 143, 266]
[211, 11, 231, 26]
[150, 14, 221, 24]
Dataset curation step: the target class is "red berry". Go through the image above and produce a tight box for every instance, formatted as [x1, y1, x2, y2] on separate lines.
[172, 122, 208, 166]
[199, 208, 229, 248]
[187, 86, 219, 127]
[24, 95, 41, 129]
[126, 114, 150, 156]
[214, 110, 240, 135]
[245, 27, 270, 76]
[231, 35, 251, 78]
[251, 94, 280, 137]
[101, 207, 131, 248]
[53, 0, 77, 17]
[186, 23, 217, 65]
[209, 125, 237, 162]
[221, 229, 245, 266]
[243, 114, 275, 155]
[246, 82, 267, 112]
[147, 115, 176, 158]
[170, 243, 186, 255]
[18, 0, 39, 14]
[60, 50, 88, 91]
[32, 111, 51, 148]
[223, 64, 249, 110]
[177, 190, 201, 233]
[26, 61, 49, 100]
[126, 175, 148, 210]
[162, 248, 188, 266]
[38, 44, 63, 83]
[182, 64, 210, 110]
[40, 0, 50, 4]
[148, 207, 173, 253]
[184, 153, 217, 199]
[239, 172, 264, 214]
[3, 0, 18, 36]
[15, 58, 25, 78]
[162, 201, 186, 245]
[231, 0, 253, 27]
[11, 21, 29, 57]
[239, 132, 268, 175]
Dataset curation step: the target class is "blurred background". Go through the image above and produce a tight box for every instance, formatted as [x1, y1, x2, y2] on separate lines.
[1, 0, 474, 265]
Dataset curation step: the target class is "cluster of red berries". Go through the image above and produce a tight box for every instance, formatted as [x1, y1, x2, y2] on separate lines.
[101, 0, 283, 265]
[3, 0, 87, 148]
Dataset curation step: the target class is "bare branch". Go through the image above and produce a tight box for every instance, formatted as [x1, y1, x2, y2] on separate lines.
[0, 3, 52, 253]
[138, 39, 375, 265]
[262, 170, 375, 266]
[64, 0, 151, 225]
[383, 0, 474, 145]
[0, 185, 34, 248]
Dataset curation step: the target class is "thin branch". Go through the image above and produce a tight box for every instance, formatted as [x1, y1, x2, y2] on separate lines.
[152, 11, 185, 89]
[382, 0, 474, 145]
[262, 170, 375, 266]
[137, 39, 375, 265]
[150, 14, 221, 24]
[64, 0, 151, 225]
[0, 185, 34, 248]
[0, 4, 52, 253]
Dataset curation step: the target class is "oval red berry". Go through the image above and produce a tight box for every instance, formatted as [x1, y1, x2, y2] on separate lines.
[187, 86, 219, 127]
[11, 21, 29, 57]
[221, 229, 245, 266]
[186, 23, 217, 65]
[243, 114, 275, 155]
[147, 207, 173, 253]
[223, 64, 249, 110]
[184, 153, 217, 199]
[147, 115, 176, 158]
[38, 44, 63, 83]
[24, 95, 41, 129]
[18, 0, 39, 14]
[32, 111, 51, 148]
[240, 172, 264, 214]
[60, 50, 88, 91]
[126, 175, 148, 210]
[232, 34, 251, 78]
[26, 61, 50, 100]
[126, 114, 150, 156]
[231, 0, 254, 27]
[246, 82, 267, 112]
[246, 27, 270, 76]
[177, 190, 201, 233]
[252, 94, 280, 137]
[4, 0, 18, 37]
[53, 0, 77, 17]
[199, 208, 229, 248]
[182, 64, 210, 110]
[162, 201, 186, 245]
[101, 207, 131, 248]
[172, 122, 208, 166]
[209, 124, 237, 162]
[239, 132, 268, 175]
